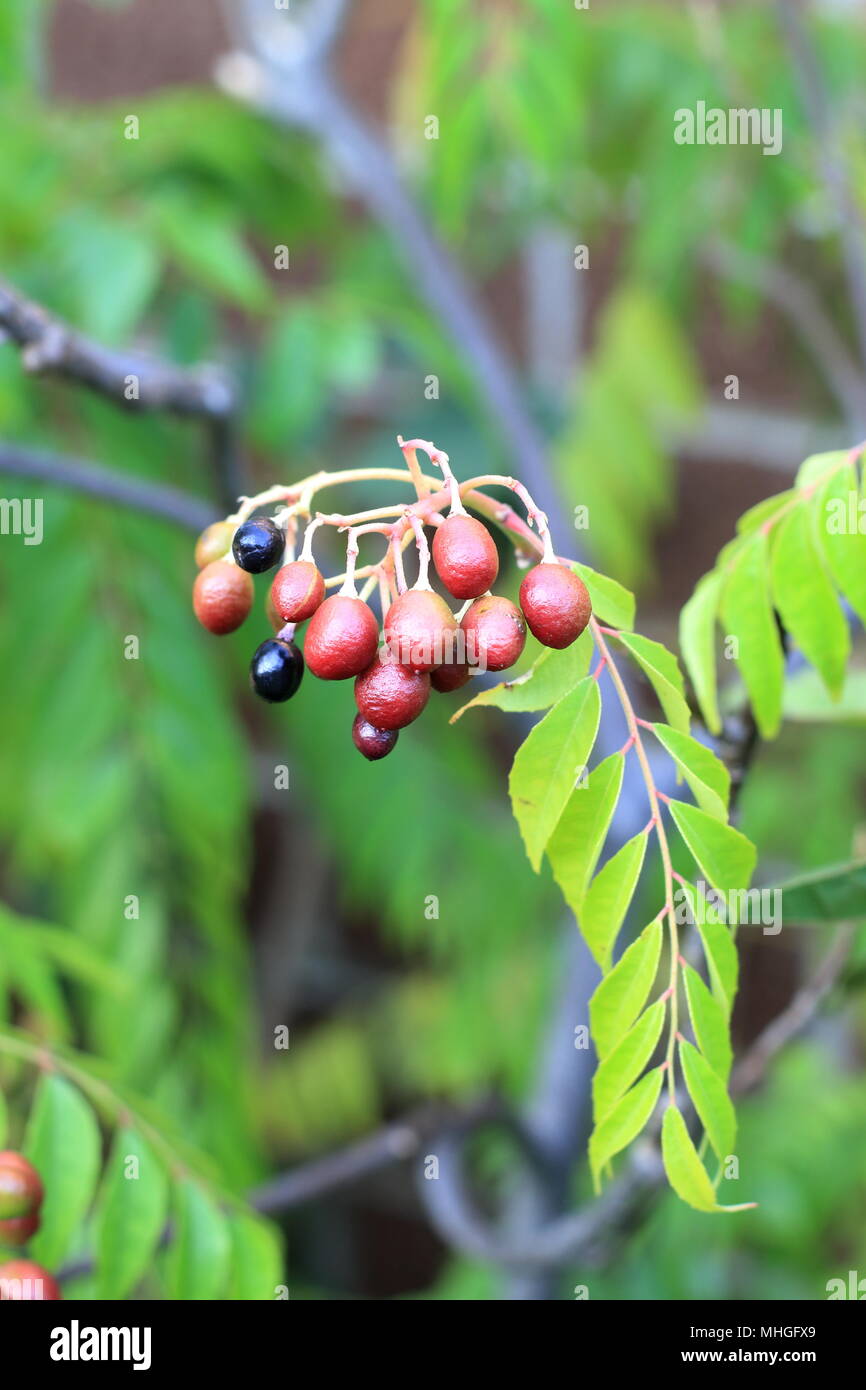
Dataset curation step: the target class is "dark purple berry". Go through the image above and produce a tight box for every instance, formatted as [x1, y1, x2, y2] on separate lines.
[250, 638, 304, 702]
[352, 714, 398, 761]
[232, 517, 285, 574]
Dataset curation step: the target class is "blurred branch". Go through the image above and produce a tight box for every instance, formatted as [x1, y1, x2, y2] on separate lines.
[0, 443, 213, 531]
[776, 0, 866, 376]
[214, 0, 558, 521]
[0, 278, 244, 507]
[731, 924, 856, 1095]
[247, 1095, 511, 1216]
[704, 240, 866, 430]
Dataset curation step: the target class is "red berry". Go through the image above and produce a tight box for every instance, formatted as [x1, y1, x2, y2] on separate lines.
[460, 595, 526, 672]
[383, 589, 458, 672]
[431, 514, 499, 600]
[193, 561, 254, 635]
[194, 520, 234, 569]
[0, 1153, 43, 1246]
[270, 561, 325, 624]
[519, 563, 591, 649]
[0, 1260, 62, 1300]
[352, 714, 399, 761]
[354, 657, 431, 730]
[431, 659, 472, 693]
[305, 595, 380, 680]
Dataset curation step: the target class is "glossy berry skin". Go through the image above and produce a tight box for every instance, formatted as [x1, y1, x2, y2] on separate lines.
[461, 595, 526, 672]
[0, 1153, 43, 1245]
[194, 520, 234, 569]
[519, 563, 592, 649]
[271, 561, 325, 624]
[193, 561, 254, 635]
[305, 595, 380, 680]
[352, 714, 399, 761]
[431, 514, 499, 600]
[0, 1260, 62, 1300]
[250, 639, 304, 703]
[355, 657, 430, 730]
[232, 517, 285, 574]
[383, 589, 458, 673]
[431, 659, 472, 693]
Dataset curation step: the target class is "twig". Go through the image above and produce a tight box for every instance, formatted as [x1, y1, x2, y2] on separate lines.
[0, 278, 244, 509]
[0, 443, 213, 531]
[0, 279, 237, 422]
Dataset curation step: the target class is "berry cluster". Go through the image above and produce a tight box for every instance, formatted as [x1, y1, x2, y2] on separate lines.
[0, 1150, 61, 1299]
[192, 439, 591, 761]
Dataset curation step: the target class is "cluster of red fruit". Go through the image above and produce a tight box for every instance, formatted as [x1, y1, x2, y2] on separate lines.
[192, 483, 591, 761]
[0, 1150, 61, 1299]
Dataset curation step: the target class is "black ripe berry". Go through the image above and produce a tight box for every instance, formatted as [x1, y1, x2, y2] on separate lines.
[352, 714, 398, 761]
[250, 638, 304, 702]
[232, 517, 285, 574]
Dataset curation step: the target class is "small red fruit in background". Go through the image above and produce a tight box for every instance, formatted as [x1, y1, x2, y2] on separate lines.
[193, 561, 254, 635]
[461, 595, 526, 672]
[305, 595, 379, 680]
[355, 658, 431, 730]
[0, 1260, 62, 1300]
[352, 714, 399, 761]
[0, 1152, 44, 1245]
[519, 563, 591, 649]
[271, 560, 325, 624]
[194, 520, 234, 569]
[384, 589, 458, 672]
[431, 514, 499, 600]
[431, 659, 471, 693]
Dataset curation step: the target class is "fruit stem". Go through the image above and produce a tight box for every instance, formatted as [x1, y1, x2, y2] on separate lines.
[390, 530, 408, 594]
[406, 511, 432, 588]
[397, 437, 432, 499]
[299, 516, 324, 563]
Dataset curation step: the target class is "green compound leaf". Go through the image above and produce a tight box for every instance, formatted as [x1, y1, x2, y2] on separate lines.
[589, 918, 664, 1061]
[770, 503, 849, 698]
[682, 963, 733, 1082]
[94, 1127, 168, 1300]
[451, 632, 591, 722]
[509, 677, 601, 871]
[592, 997, 666, 1125]
[580, 831, 648, 972]
[616, 632, 691, 733]
[661, 1104, 719, 1212]
[652, 724, 729, 822]
[589, 1064, 665, 1189]
[163, 1178, 230, 1301]
[669, 799, 756, 896]
[678, 1037, 736, 1163]
[25, 1073, 101, 1269]
[719, 531, 784, 738]
[572, 562, 635, 630]
[679, 570, 722, 735]
[547, 752, 624, 915]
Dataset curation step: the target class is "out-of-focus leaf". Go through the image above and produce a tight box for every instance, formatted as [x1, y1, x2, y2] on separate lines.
[25, 1074, 101, 1268]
